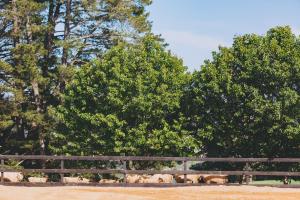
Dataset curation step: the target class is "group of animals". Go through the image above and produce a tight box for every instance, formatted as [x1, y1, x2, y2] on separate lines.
[100, 174, 228, 184]
[1, 172, 228, 184]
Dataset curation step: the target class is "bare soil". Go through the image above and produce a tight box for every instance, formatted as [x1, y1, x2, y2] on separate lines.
[1, 185, 300, 200]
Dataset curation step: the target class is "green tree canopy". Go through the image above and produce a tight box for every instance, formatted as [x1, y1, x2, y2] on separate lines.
[51, 35, 197, 156]
[0, 0, 151, 155]
[186, 26, 300, 158]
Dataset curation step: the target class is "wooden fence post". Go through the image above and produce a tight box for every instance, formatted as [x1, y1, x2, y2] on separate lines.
[121, 154, 127, 183]
[245, 162, 250, 185]
[1, 159, 4, 183]
[60, 160, 64, 183]
[183, 160, 187, 183]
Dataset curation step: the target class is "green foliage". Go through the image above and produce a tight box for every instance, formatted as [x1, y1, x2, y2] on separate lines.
[0, 0, 48, 155]
[51, 35, 197, 157]
[25, 172, 47, 178]
[0, 0, 152, 156]
[0, 159, 24, 170]
[1, 0, 299, 172]
[186, 26, 300, 157]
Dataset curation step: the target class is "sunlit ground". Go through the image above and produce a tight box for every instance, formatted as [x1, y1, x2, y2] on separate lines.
[1, 185, 300, 200]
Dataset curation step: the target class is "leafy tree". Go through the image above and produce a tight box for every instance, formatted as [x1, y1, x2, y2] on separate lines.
[186, 26, 300, 158]
[0, 0, 151, 155]
[51, 35, 197, 157]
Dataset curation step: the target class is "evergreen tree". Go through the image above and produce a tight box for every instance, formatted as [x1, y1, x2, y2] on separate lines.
[0, 0, 151, 155]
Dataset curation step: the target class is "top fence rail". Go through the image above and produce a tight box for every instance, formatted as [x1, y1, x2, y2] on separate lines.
[1, 155, 300, 163]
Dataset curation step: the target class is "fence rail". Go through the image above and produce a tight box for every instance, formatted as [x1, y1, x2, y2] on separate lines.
[1, 155, 300, 185]
[1, 155, 300, 162]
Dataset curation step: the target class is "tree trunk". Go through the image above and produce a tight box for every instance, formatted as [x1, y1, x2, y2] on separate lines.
[32, 79, 46, 160]
[27, 16, 41, 113]
[12, 0, 19, 47]
[12, 0, 24, 143]
[31, 80, 42, 112]
[43, 0, 61, 75]
[61, 0, 71, 66]
[59, 0, 72, 93]
[27, 15, 46, 160]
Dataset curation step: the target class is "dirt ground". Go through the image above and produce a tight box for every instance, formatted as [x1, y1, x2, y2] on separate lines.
[1, 185, 300, 200]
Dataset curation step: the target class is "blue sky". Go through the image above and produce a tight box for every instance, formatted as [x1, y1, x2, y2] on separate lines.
[148, 0, 300, 71]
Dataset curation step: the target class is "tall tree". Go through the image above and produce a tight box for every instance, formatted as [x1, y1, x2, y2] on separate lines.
[0, 0, 151, 155]
[0, 0, 47, 155]
[51, 35, 197, 157]
[186, 26, 300, 158]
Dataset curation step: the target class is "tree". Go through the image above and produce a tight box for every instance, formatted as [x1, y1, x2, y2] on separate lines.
[57, 0, 152, 66]
[186, 26, 300, 158]
[51, 35, 197, 157]
[0, 0, 48, 155]
[0, 0, 151, 155]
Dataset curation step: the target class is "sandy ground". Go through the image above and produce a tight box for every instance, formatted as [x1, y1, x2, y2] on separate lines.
[1, 185, 300, 200]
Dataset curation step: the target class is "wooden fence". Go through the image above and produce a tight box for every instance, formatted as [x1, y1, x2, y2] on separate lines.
[1, 155, 300, 185]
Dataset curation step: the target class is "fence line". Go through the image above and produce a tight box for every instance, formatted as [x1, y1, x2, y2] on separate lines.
[1, 155, 300, 185]
[1, 155, 300, 162]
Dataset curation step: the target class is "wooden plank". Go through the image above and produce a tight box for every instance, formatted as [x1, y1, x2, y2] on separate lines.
[4, 181, 300, 188]
[0, 155, 186, 161]
[0, 168, 126, 174]
[0, 155, 300, 163]
[1, 168, 300, 176]
[200, 158, 300, 163]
